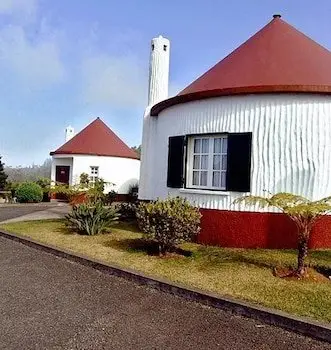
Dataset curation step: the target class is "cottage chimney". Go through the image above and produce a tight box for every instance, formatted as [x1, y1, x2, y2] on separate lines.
[65, 126, 74, 142]
[148, 35, 170, 106]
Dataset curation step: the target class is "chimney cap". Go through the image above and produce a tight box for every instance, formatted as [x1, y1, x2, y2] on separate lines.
[273, 14, 281, 19]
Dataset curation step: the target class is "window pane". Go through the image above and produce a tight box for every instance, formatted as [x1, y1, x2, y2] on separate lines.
[212, 171, 220, 187]
[221, 171, 226, 188]
[221, 155, 227, 170]
[193, 171, 199, 185]
[201, 139, 209, 153]
[201, 155, 208, 170]
[91, 167, 99, 175]
[214, 138, 222, 153]
[194, 139, 201, 153]
[200, 171, 207, 186]
[213, 155, 220, 170]
[193, 155, 200, 169]
[222, 138, 228, 153]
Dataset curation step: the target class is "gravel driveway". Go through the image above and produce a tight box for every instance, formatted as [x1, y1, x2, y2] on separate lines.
[0, 237, 329, 349]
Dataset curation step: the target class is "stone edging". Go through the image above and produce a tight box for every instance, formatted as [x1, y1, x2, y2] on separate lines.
[0, 229, 330, 343]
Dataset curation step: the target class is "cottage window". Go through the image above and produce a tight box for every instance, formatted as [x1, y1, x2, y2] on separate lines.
[187, 136, 228, 190]
[167, 133, 252, 192]
[90, 166, 99, 183]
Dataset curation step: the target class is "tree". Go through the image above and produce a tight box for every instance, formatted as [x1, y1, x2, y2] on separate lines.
[5, 158, 51, 183]
[234, 193, 331, 277]
[0, 156, 8, 190]
[131, 145, 141, 157]
[79, 173, 90, 186]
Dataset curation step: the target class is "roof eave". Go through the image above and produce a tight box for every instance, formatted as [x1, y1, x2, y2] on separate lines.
[150, 85, 331, 116]
[50, 151, 139, 160]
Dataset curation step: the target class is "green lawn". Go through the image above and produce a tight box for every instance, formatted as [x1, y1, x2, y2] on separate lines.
[1, 219, 331, 323]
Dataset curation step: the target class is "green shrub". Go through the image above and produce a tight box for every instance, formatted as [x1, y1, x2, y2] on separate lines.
[136, 197, 201, 255]
[128, 183, 139, 202]
[116, 202, 137, 222]
[35, 177, 51, 202]
[79, 172, 90, 186]
[51, 178, 107, 204]
[5, 181, 20, 198]
[86, 178, 106, 204]
[65, 202, 119, 235]
[105, 190, 117, 205]
[16, 182, 43, 203]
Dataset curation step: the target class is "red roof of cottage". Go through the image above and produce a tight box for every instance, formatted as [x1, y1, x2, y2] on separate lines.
[151, 15, 331, 116]
[50, 118, 139, 159]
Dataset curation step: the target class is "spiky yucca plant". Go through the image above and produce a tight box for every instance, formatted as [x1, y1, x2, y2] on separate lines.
[235, 193, 331, 276]
[65, 202, 119, 235]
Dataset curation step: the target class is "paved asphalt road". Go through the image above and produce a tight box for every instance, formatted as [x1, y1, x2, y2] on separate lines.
[0, 205, 52, 222]
[0, 237, 330, 350]
[0, 204, 69, 223]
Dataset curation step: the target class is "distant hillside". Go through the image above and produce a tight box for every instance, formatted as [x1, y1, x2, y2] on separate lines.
[5, 159, 51, 182]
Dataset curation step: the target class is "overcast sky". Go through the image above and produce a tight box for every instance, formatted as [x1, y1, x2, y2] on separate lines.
[1, 0, 331, 166]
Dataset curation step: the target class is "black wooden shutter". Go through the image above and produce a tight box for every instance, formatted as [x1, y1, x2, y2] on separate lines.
[226, 132, 252, 192]
[167, 136, 186, 188]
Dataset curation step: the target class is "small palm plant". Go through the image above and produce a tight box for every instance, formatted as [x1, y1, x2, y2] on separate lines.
[65, 202, 119, 235]
[234, 193, 331, 277]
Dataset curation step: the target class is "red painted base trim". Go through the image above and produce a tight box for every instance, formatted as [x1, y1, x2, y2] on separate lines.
[199, 209, 331, 249]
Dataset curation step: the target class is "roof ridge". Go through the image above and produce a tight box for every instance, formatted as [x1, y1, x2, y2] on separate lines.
[152, 16, 331, 116]
[50, 118, 139, 160]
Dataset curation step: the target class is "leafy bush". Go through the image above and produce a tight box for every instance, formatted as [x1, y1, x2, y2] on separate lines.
[65, 202, 119, 235]
[79, 172, 90, 186]
[128, 183, 139, 202]
[5, 181, 20, 198]
[116, 202, 137, 222]
[105, 190, 117, 205]
[35, 177, 51, 202]
[51, 183, 82, 203]
[51, 178, 106, 204]
[136, 197, 201, 255]
[86, 178, 106, 204]
[16, 182, 43, 203]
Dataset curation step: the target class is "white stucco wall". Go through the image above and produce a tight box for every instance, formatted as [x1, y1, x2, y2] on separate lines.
[51, 156, 74, 185]
[52, 155, 140, 194]
[139, 94, 331, 212]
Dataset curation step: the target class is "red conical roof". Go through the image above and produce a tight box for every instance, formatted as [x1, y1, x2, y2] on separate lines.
[151, 15, 331, 116]
[50, 118, 139, 159]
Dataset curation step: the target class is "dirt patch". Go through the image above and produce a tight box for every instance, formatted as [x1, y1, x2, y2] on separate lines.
[273, 267, 329, 282]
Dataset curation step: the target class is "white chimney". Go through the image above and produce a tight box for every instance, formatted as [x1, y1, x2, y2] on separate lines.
[148, 35, 170, 106]
[65, 126, 74, 142]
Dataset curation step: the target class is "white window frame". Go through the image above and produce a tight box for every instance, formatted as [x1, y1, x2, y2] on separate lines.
[186, 134, 228, 190]
[90, 166, 99, 184]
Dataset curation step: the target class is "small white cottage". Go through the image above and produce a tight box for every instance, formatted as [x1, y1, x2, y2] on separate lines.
[139, 15, 331, 248]
[50, 118, 140, 195]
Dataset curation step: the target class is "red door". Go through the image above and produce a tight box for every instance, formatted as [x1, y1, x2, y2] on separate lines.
[55, 166, 70, 185]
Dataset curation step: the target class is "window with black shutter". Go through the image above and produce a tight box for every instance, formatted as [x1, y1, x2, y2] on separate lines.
[183, 132, 252, 192]
[167, 136, 186, 188]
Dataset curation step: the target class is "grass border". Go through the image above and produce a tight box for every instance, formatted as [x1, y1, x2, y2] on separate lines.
[1, 228, 331, 344]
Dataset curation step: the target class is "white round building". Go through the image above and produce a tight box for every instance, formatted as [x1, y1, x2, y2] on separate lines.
[139, 15, 331, 248]
[51, 118, 140, 198]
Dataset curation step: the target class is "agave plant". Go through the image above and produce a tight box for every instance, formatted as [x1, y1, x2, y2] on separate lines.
[235, 192, 331, 276]
[65, 202, 120, 235]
